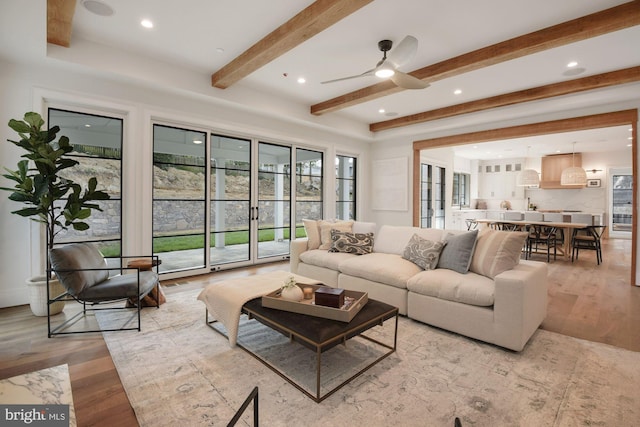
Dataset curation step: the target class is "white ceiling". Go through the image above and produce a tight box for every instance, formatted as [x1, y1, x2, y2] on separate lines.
[1, 0, 639, 157]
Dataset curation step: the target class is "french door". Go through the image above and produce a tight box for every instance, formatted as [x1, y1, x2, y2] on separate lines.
[609, 167, 633, 239]
[210, 137, 292, 269]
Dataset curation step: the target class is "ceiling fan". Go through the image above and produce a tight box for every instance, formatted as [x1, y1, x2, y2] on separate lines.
[321, 36, 429, 89]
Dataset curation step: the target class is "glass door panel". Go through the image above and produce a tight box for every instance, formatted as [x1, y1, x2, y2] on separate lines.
[257, 143, 291, 259]
[153, 125, 207, 272]
[611, 171, 633, 235]
[210, 134, 251, 266]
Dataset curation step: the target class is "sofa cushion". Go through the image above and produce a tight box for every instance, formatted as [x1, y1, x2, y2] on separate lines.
[402, 234, 445, 270]
[338, 253, 422, 289]
[437, 230, 478, 274]
[299, 249, 358, 270]
[470, 229, 528, 279]
[352, 221, 377, 234]
[374, 225, 445, 255]
[319, 220, 354, 250]
[303, 219, 322, 250]
[407, 268, 495, 307]
[329, 230, 374, 255]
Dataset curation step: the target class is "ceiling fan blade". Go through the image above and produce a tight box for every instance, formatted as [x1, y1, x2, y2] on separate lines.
[321, 68, 375, 84]
[387, 35, 418, 69]
[390, 71, 429, 89]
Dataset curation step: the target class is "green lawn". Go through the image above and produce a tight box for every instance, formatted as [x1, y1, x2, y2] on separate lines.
[152, 228, 307, 253]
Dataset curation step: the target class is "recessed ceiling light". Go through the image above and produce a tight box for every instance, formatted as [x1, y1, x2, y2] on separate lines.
[629, 128, 633, 132]
[556, 150, 561, 153]
[82, 0, 114, 16]
[454, 89, 462, 95]
[378, 108, 385, 114]
[627, 143, 633, 147]
[567, 61, 578, 68]
[297, 77, 306, 84]
[629, 136, 633, 140]
[141, 19, 154, 29]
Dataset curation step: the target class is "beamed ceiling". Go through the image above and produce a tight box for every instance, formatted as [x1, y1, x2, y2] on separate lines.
[40, 0, 640, 145]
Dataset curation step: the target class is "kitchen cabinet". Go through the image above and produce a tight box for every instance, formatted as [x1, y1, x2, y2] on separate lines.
[540, 153, 583, 189]
[478, 159, 524, 199]
[451, 210, 487, 230]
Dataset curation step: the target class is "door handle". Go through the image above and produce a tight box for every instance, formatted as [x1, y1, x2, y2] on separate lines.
[255, 207, 259, 221]
[250, 206, 255, 221]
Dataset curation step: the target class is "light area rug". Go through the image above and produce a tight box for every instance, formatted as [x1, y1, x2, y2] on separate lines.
[98, 289, 640, 427]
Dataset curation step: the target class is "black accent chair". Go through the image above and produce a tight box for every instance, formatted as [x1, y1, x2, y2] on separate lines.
[227, 387, 259, 427]
[525, 224, 557, 262]
[47, 243, 159, 337]
[571, 225, 606, 265]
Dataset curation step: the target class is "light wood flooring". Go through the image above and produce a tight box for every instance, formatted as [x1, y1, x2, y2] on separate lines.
[1, 239, 638, 426]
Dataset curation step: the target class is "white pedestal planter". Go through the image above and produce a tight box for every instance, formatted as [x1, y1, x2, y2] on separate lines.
[26, 276, 65, 317]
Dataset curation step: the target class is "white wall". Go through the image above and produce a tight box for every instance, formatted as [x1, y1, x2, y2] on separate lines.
[0, 60, 370, 308]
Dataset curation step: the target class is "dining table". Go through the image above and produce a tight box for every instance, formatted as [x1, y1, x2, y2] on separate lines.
[474, 218, 589, 260]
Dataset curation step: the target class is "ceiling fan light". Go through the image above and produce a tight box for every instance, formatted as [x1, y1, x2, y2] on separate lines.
[560, 166, 587, 186]
[375, 68, 395, 78]
[516, 168, 540, 187]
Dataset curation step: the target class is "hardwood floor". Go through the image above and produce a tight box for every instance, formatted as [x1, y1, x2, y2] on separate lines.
[1, 241, 638, 426]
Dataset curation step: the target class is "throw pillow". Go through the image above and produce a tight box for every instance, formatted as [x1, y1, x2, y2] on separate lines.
[328, 230, 374, 255]
[470, 229, 528, 279]
[319, 220, 354, 250]
[302, 219, 321, 250]
[402, 234, 446, 270]
[437, 230, 479, 274]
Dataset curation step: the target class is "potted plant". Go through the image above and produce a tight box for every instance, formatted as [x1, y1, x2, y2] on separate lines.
[1, 112, 110, 316]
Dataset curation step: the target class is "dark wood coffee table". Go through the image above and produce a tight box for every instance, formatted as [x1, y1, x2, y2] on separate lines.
[206, 297, 398, 403]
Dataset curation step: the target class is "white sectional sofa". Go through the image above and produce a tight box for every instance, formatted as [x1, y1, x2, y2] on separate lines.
[290, 222, 548, 351]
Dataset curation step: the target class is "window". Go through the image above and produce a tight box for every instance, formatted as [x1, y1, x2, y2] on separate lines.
[452, 172, 470, 208]
[335, 155, 356, 220]
[295, 148, 323, 236]
[49, 108, 122, 257]
[153, 124, 207, 272]
[420, 163, 446, 228]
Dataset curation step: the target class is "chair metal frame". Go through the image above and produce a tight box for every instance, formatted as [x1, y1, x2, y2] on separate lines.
[227, 387, 259, 427]
[47, 254, 160, 337]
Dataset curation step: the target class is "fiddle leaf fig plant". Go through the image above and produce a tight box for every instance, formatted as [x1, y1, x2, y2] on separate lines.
[1, 112, 110, 250]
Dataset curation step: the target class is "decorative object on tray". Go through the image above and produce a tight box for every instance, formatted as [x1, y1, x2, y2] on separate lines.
[280, 275, 304, 301]
[314, 287, 345, 308]
[262, 284, 368, 322]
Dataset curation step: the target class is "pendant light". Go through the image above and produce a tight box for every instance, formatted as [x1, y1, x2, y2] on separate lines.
[517, 146, 540, 187]
[560, 142, 587, 186]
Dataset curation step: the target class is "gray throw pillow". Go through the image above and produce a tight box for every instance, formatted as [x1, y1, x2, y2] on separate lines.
[437, 230, 479, 274]
[402, 234, 446, 270]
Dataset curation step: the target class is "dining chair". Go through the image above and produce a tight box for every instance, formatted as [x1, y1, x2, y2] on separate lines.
[526, 224, 557, 262]
[571, 225, 606, 265]
[503, 211, 523, 221]
[570, 213, 593, 226]
[543, 213, 565, 244]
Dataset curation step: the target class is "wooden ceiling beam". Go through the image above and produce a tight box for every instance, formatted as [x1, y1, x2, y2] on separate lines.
[211, 0, 373, 89]
[311, 1, 640, 116]
[370, 66, 640, 132]
[47, 0, 76, 47]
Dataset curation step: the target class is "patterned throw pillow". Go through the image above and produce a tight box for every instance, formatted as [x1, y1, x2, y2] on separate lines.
[319, 221, 354, 250]
[328, 230, 374, 255]
[402, 234, 446, 270]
